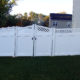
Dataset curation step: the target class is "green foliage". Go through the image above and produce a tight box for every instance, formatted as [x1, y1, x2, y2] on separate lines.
[23, 12, 28, 20]
[0, 0, 16, 14]
[0, 14, 7, 27]
[43, 16, 49, 27]
[29, 11, 49, 26]
[0, 0, 17, 27]
[15, 13, 32, 26]
[0, 1, 49, 27]
[6, 15, 18, 26]
[29, 11, 38, 23]
[58, 11, 67, 14]
[22, 19, 32, 27]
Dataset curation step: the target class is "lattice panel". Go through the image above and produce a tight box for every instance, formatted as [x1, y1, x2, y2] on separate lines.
[56, 29, 72, 33]
[37, 27, 50, 32]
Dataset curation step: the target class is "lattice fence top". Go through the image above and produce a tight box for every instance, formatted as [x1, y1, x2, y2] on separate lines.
[35, 25, 52, 33]
[37, 27, 50, 32]
[56, 29, 72, 33]
[1, 25, 80, 36]
[56, 28, 80, 33]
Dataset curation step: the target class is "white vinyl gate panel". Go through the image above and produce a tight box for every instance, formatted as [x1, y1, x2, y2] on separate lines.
[0, 28, 15, 56]
[35, 26, 52, 56]
[35, 36, 52, 56]
[16, 26, 34, 56]
[16, 37, 33, 56]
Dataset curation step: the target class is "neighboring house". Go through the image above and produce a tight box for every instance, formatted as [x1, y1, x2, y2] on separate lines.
[49, 13, 72, 28]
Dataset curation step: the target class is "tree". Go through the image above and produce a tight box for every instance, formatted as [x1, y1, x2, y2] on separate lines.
[6, 15, 18, 26]
[22, 12, 28, 20]
[22, 12, 32, 26]
[38, 13, 45, 25]
[0, 0, 17, 27]
[29, 11, 38, 23]
[16, 14, 23, 26]
[58, 11, 67, 14]
[43, 16, 49, 27]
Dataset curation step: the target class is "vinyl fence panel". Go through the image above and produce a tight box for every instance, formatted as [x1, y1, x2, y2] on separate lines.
[34, 25, 52, 56]
[0, 27, 15, 56]
[16, 26, 34, 56]
[54, 29, 80, 56]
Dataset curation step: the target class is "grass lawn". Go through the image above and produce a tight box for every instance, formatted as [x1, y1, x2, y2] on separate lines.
[0, 56, 80, 80]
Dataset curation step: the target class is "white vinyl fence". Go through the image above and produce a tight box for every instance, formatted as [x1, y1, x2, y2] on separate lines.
[0, 24, 80, 56]
[55, 29, 80, 56]
[0, 27, 15, 56]
[16, 25, 34, 56]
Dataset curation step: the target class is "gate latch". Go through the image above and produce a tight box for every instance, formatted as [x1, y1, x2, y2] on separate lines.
[32, 36, 37, 40]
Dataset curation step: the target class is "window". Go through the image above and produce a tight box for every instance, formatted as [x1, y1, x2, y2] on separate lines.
[53, 21, 57, 26]
[66, 22, 71, 28]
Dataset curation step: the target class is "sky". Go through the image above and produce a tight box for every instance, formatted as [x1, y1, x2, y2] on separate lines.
[10, 0, 73, 15]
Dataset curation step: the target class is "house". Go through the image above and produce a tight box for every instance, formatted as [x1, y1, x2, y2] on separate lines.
[49, 13, 72, 28]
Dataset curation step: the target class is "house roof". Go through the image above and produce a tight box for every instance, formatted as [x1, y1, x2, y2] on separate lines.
[50, 13, 72, 20]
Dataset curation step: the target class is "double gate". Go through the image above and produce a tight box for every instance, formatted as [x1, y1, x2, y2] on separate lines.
[16, 25, 53, 56]
[0, 25, 54, 56]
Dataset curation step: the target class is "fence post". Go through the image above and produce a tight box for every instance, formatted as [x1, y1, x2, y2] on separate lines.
[33, 24, 36, 56]
[51, 28, 53, 56]
[53, 28, 56, 56]
[14, 26, 17, 57]
[51, 28, 56, 56]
